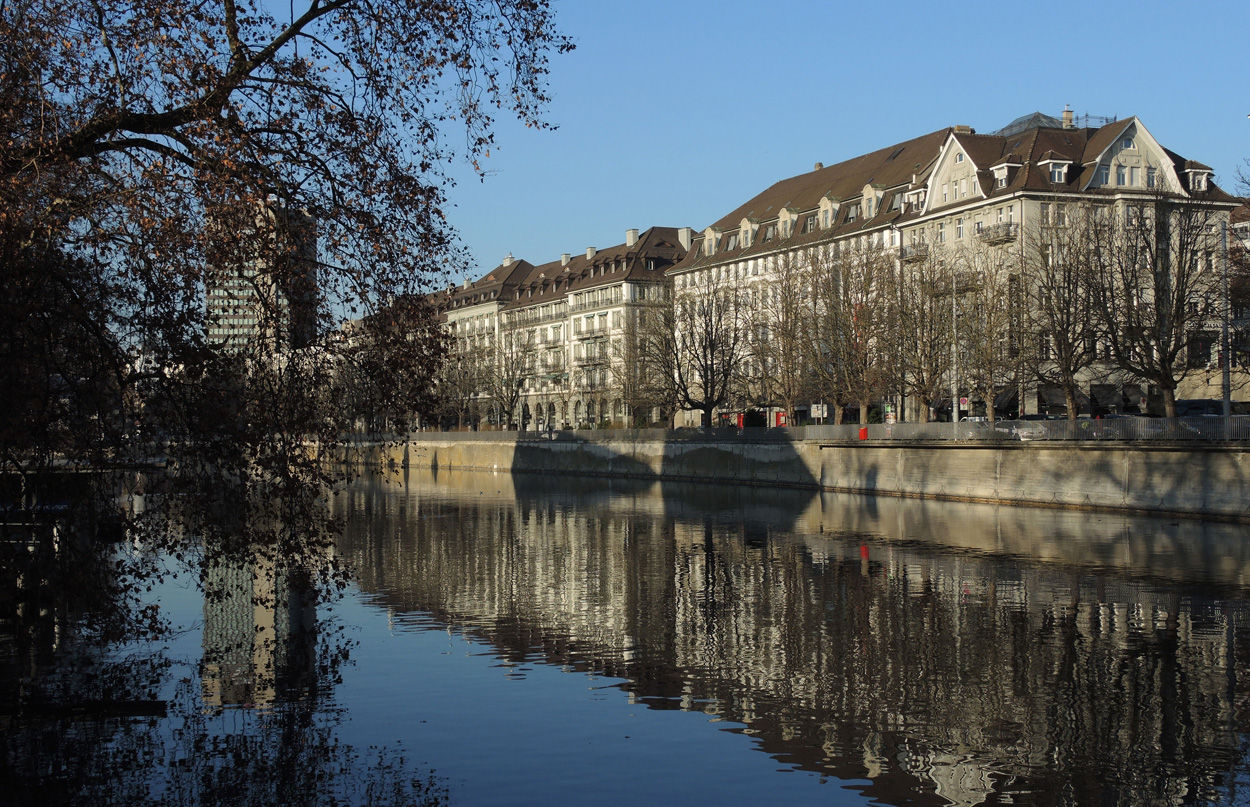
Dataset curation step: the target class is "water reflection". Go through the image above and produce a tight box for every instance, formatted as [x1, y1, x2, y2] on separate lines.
[338, 469, 1250, 807]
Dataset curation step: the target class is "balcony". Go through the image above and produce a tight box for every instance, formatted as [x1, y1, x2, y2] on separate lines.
[900, 243, 929, 262]
[977, 222, 1018, 244]
[569, 293, 624, 313]
[575, 353, 609, 366]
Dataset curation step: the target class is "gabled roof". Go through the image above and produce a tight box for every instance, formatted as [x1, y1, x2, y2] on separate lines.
[501, 226, 687, 312]
[708, 127, 952, 233]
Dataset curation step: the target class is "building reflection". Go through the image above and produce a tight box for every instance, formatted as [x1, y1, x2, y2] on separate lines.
[336, 469, 1250, 806]
[201, 554, 318, 707]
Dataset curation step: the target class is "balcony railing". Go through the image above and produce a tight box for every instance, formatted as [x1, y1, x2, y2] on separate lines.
[569, 293, 624, 313]
[900, 243, 929, 262]
[978, 222, 1018, 244]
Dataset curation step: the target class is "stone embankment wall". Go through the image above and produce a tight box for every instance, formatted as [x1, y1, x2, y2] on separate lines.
[335, 435, 1250, 521]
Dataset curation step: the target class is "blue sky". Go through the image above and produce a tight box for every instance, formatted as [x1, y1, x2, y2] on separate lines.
[443, 0, 1249, 281]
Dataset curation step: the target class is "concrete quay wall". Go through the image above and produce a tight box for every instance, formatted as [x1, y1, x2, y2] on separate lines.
[348, 436, 1250, 521]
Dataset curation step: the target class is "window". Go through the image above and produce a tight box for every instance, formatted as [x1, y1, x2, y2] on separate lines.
[821, 209, 829, 228]
[1122, 138, 1135, 150]
[1146, 168, 1157, 189]
[1040, 203, 1050, 225]
[1097, 165, 1110, 185]
[996, 207, 1004, 223]
[956, 152, 964, 163]
[1007, 206, 1014, 223]
[956, 218, 964, 239]
[1050, 164, 1065, 183]
[997, 175, 1007, 188]
[1054, 204, 1065, 227]
[846, 204, 860, 222]
[1193, 173, 1208, 191]
[942, 183, 949, 203]
[1116, 165, 1126, 186]
[938, 222, 946, 243]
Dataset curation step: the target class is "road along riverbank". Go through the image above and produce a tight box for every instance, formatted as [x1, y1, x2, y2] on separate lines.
[329, 431, 1250, 521]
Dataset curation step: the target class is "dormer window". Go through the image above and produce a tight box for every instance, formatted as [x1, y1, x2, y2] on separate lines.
[846, 203, 860, 223]
[1050, 164, 1067, 183]
[1192, 172, 1209, 192]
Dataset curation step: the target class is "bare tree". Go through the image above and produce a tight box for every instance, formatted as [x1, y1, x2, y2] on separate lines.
[957, 238, 1021, 424]
[1015, 201, 1105, 419]
[646, 269, 747, 427]
[805, 241, 891, 425]
[741, 251, 814, 425]
[486, 326, 536, 429]
[894, 243, 953, 422]
[1085, 190, 1224, 417]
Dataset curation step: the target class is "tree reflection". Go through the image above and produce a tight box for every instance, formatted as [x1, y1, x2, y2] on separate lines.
[0, 551, 447, 807]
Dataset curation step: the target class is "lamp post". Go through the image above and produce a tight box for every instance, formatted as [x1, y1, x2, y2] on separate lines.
[1222, 219, 1232, 420]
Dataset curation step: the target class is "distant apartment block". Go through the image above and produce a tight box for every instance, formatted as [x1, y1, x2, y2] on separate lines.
[438, 109, 1240, 428]
[206, 204, 319, 353]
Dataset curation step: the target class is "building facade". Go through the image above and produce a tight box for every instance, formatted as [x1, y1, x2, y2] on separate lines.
[206, 205, 319, 353]
[440, 227, 687, 429]
[666, 109, 1239, 424]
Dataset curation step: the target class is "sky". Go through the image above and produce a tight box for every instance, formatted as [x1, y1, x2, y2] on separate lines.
[442, 0, 1250, 282]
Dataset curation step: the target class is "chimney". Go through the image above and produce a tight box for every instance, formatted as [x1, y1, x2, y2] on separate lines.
[462, 276, 470, 289]
[586, 246, 596, 260]
[677, 227, 693, 252]
[561, 253, 571, 266]
[501, 252, 514, 267]
[1062, 104, 1074, 129]
[814, 162, 824, 171]
[953, 125, 973, 135]
[625, 228, 639, 247]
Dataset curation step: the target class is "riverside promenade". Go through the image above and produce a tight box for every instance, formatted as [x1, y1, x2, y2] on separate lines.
[336, 424, 1250, 521]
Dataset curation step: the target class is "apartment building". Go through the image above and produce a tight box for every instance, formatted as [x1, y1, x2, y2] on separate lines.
[667, 108, 1239, 424]
[441, 227, 687, 428]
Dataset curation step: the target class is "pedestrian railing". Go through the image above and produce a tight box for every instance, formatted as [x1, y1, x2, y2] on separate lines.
[402, 417, 1250, 444]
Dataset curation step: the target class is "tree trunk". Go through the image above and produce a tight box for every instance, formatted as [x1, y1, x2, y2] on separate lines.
[859, 399, 870, 425]
[1064, 387, 1078, 422]
[1162, 387, 1177, 418]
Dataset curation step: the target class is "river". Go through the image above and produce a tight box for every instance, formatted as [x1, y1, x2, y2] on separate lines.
[6, 467, 1250, 806]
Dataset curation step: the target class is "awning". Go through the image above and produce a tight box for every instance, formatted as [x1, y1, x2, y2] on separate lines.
[1090, 384, 1124, 409]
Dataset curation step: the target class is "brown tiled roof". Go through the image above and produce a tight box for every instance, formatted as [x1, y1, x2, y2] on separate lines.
[667, 115, 1238, 274]
[501, 226, 686, 311]
[708, 127, 952, 232]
